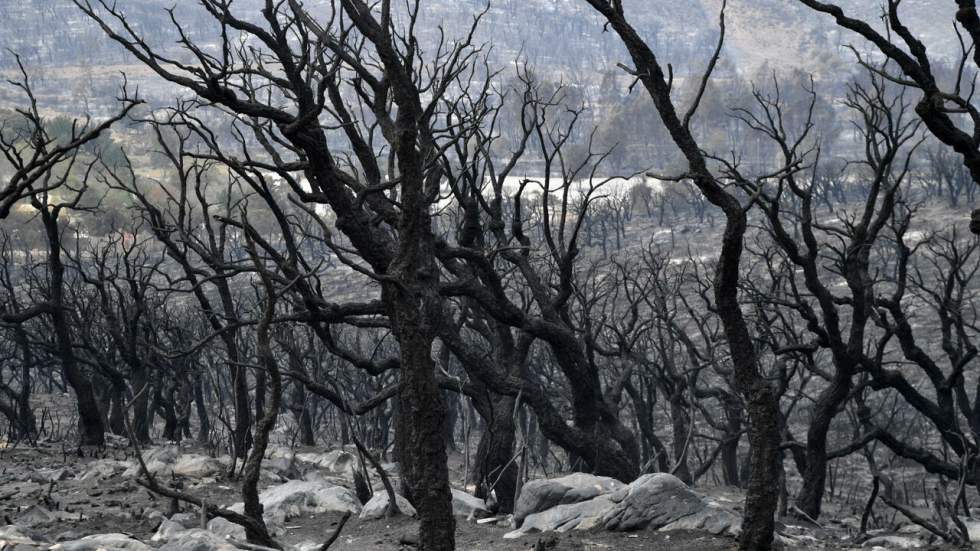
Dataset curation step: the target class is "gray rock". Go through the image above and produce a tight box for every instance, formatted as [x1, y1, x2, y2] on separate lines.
[600, 473, 705, 531]
[53, 531, 85, 543]
[263, 456, 300, 480]
[122, 446, 180, 478]
[451, 489, 489, 519]
[505, 473, 741, 539]
[359, 491, 416, 520]
[169, 513, 200, 528]
[862, 534, 926, 549]
[660, 501, 741, 536]
[51, 533, 152, 551]
[228, 479, 361, 526]
[172, 456, 224, 479]
[158, 529, 238, 551]
[152, 515, 245, 544]
[506, 495, 617, 537]
[146, 446, 181, 464]
[205, 518, 246, 541]
[151, 520, 188, 543]
[122, 459, 169, 478]
[0, 525, 39, 546]
[513, 473, 624, 526]
[78, 460, 131, 482]
[15, 505, 55, 528]
[29, 468, 72, 483]
[295, 450, 355, 474]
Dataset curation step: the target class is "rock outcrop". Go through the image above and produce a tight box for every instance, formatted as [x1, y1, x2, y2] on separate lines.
[227, 479, 361, 527]
[513, 473, 624, 526]
[505, 473, 740, 539]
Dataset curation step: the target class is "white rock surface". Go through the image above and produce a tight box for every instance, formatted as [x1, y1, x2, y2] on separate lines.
[451, 489, 489, 519]
[227, 479, 361, 526]
[513, 473, 624, 525]
[205, 518, 246, 541]
[172, 455, 225, 479]
[358, 491, 417, 520]
[52, 533, 152, 551]
[0, 525, 39, 547]
[505, 473, 740, 539]
[862, 534, 926, 549]
[157, 529, 239, 551]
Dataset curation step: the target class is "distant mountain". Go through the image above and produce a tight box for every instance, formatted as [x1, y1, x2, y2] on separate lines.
[0, 0, 954, 113]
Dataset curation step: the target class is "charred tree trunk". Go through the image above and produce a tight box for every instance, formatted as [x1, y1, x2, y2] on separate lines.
[796, 372, 852, 519]
[389, 293, 455, 550]
[14, 328, 37, 440]
[193, 373, 211, 444]
[132, 367, 152, 444]
[289, 380, 315, 446]
[39, 204, 104, 446]
[721, 404, 743, 488]
[669, 392, 693, 485]
[107, 383, 127, 436]
[240, 252, 281, 548]
[471, 392, 519, 513]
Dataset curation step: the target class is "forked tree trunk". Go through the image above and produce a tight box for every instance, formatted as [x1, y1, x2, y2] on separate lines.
[796, 373, 851, 519]
[471, 393, 519, 513]
[40, 206, 104, 447]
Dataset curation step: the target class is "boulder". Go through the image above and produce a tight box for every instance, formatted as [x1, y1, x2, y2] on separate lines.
[146, 446, 181, 464]
[29, 467, 72, 483]
[158, 529, 238, 551]
[169, 513, 200, 528]
[205, 518, 246, 541]
[152, 515, 245, 544]
[122, 459, 169, 478]
[151, 520, 188, 543]
[600, 473, 706, 531]
[53, 531, 85, 543]
[295, 450, 355, 474]
[513, 473, 623, 526]
[78, 460, 131, 482]
[15, 505, 55, 528]
[263, 456, 300, 480]
[359, 491, 417, 520]
[172, 456, 224, 479]
[123, 446, 180, 478]
[0, 525, 40, 547]
[506, 495, 617, 537]
[505, 473, 740, 539]
[228, 479, 360, 526]
[52, 533, 152, 551]
[660, 501, 742, 536]
[451, 489, 489, 519]
[862, 534, 926, 549]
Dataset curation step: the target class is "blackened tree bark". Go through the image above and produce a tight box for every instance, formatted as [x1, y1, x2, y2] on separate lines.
[469, 385, 519, 513]
[239, 230, 283, 548]
[193, 372, 211, 444]
[37, 194, 105, 446]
